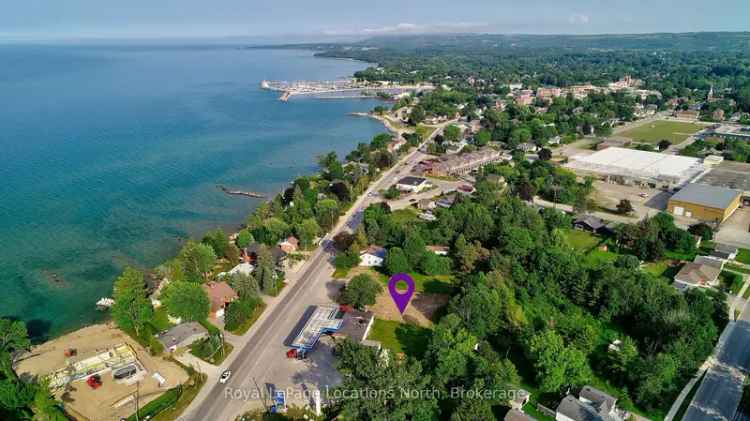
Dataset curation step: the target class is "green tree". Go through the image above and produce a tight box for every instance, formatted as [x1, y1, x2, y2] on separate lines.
[341, 274, 383, 310]
[111, 267, 153, 338]
[527, 329, 591, 393]
[444, 125, 461, 142]
[224, 296, 262, 332]
[315, 199, 340, 230]
[161, 281, 210, 322]
[334, 245, 361, 270]
[385, 247, 411, 275]
[409, 105, 426, 125]
[335, 339, 439, 420]
[403, 232, 427, 269]
[616, 199, 634, 215]
[201, 228, 230, 259]
[228, 272, 259, 299]
[0, 319, 31, 380]
[297, 218, 321, 249]
[177, 240, 217, 282]
[236, 229, 254, 249]
[255, 245, 278, 295]
[426, 314, 478, 387]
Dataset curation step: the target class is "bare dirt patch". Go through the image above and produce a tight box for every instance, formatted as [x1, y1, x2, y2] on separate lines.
[369, 292, 449, 327]
[16, 323, 188, 421]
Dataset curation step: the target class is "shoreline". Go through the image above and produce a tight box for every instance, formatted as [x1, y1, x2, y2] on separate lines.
[30, 103, 396, 346]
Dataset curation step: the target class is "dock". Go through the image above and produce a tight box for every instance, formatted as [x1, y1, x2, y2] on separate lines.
[218, 185, 266, 199]
[260, 79, 433, 101]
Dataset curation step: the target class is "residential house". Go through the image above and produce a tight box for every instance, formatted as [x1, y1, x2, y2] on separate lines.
[218, 262, 255, 279]
[359, 245, 386, 267]
[157, 322, 209, 352]
[395, 176, 429, 193]
[537, 87, 562, 100]
[419, 212, 437, 222]
[555, 386, 628, 421]
[673, 262, 721, 289]
[417, 199, 436, 211]
[436, 194, 457, 208]
[278, 236, 299, 254]
[243, 243, 288, 269]
[426, 245, 449, 256]
[388, 138, 407, 153]
[713, 243, 739, 260]
[694, 255, 725, 270]
[518, 143, 539, 153]
[574, 215, 606, 233]
[202, 281, 239, 319]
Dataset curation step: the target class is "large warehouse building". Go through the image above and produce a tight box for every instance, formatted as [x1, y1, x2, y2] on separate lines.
[564, 147, 705, 188]
[668, 183, 742, 223]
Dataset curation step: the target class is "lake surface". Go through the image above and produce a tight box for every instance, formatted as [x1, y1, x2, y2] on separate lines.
[0, 43, 385, 339]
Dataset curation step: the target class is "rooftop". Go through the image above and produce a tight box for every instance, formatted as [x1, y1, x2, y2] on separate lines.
[565, 147, 704, 184]
[669, 183, 742, 210]
[335, 309, 375, 343]
[290, 305, 343, 350]
[674, 262, 721, 287]
[397, 176, 427, 186]
[361, 245, 386, 258]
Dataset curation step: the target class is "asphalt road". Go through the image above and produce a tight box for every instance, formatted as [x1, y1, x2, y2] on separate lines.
[181, 122, 451, 421]
[684, 320, 750, 421]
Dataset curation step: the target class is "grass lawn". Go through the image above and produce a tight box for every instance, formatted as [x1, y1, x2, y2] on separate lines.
[737, 249, 750, 265]
[721, 271, 745, 295]
[585, 249, 620, 266]
[390, 208, 422, 225]
[727, 264, 750, 275]
[618, 120, 705, 144]
[643, 260, 670, 277]
[367, 319, 432, 359]
[189, 338, 234, 365]
[228, 301, 267, 335]
[332, 267, 352, 279]
[563, 229, 602, 253]
[416, 124, 437, 140]
[369, 269, 456, 295]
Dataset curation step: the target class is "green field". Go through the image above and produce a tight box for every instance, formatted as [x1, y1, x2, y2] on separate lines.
[367, 319, 432, 358]
[563, 229, 601, 252]
[618, 120, 705, 144]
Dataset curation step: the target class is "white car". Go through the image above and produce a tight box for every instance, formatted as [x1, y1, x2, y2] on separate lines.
[219, 370, 232, 384]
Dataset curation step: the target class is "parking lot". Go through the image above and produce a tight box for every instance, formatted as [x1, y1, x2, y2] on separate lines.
[591, 181, 668, 218]
[716, 207, 750, 249]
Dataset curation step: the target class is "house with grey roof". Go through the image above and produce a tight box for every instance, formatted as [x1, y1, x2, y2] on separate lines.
[506, 408, 537, 421]
[712, 243, 739, 260]
[555, 386, 628, 421]
[674, 262, 722, 289]
[157, 322, 209, 352]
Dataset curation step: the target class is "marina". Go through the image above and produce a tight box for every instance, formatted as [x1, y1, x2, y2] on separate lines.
[261, 79, 433, 101]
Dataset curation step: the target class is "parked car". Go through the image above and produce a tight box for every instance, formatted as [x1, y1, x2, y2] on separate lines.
[219, 370, 232, 384]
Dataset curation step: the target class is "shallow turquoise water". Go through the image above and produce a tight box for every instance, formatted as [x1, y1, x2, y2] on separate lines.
[0, 44, 384, 339]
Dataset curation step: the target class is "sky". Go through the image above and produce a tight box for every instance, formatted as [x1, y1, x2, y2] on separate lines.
[3, 0, 750, 41]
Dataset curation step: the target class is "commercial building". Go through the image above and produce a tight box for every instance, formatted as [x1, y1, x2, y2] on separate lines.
[429, 148, 506, 176]
[289, 305, 375, 351]
[667, 183, 742, 223]
[564, 147, 705, 188]
[395, 176, 429, 192]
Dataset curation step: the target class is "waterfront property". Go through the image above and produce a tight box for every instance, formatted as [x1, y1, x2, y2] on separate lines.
[667, 183, 742, 223]
[202, 281, 238, 319]
[158, 322, 209, 352]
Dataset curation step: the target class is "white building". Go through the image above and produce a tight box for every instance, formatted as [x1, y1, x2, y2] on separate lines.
[359, 246, 386, 267]
[396, 176, 430, 193]
[564, 147, 705, 188]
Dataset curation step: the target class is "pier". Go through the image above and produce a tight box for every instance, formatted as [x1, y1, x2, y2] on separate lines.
[218, 185, 266, 199]
[260, 79, 433, 101]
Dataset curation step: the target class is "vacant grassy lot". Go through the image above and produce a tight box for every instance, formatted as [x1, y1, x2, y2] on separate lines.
[367, 319, 432, 358]
[619, 120, 705, 144]
[737, 248, 750, 265]
[563, 229, 601, 252]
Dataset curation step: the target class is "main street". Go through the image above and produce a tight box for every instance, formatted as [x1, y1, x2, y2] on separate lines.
[181, 121, 452, 421]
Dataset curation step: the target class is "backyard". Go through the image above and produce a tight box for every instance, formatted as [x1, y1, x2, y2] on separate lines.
[618, 120, 705, 144]
[366, 318, 431, 359]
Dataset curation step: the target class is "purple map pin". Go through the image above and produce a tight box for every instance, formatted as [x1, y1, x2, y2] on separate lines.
[388, 273, 415, 314]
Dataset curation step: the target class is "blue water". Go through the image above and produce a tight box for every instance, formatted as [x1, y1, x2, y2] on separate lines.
[0, 44, 384, 339]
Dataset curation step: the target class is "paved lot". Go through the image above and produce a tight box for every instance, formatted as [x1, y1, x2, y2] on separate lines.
[716, 208, 750, 249]
[684, 320, 750, 421]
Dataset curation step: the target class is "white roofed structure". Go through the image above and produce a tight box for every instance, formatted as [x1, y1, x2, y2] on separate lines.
[564, 147, 705, 187]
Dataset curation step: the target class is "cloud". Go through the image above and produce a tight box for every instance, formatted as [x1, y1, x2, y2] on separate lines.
[568, 13, 590, 25]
